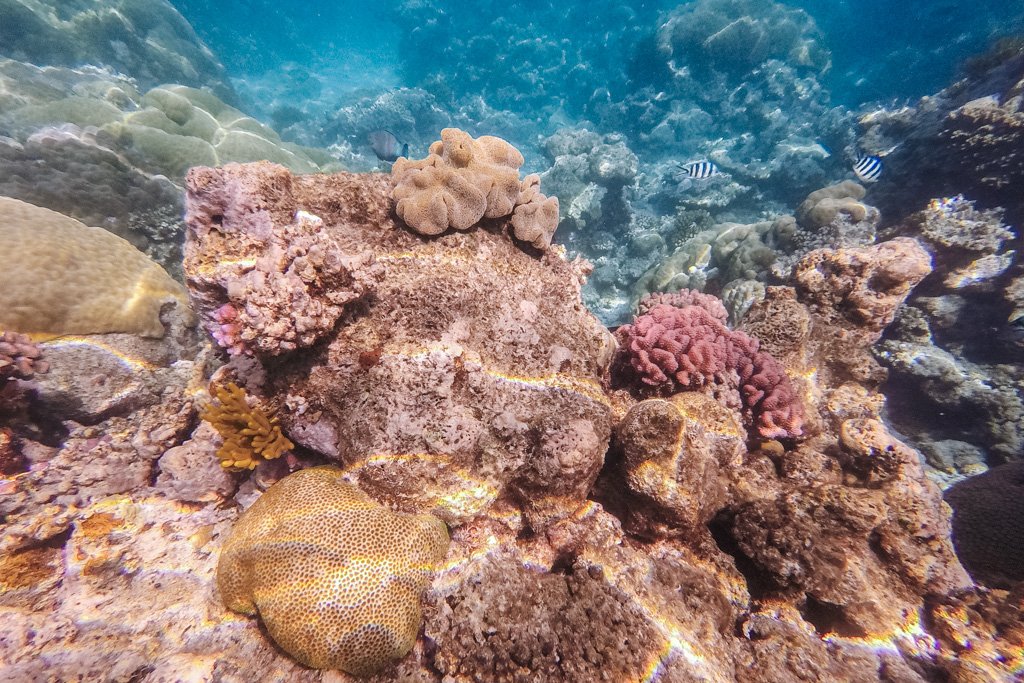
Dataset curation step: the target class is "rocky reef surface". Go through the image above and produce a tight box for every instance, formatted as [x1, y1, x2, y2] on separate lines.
[1, 142, 1021, 680]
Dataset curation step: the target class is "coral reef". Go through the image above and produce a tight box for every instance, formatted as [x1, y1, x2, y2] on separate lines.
[184, 163, 373, 357]
[183, 162, 616, 531]
[218, 466, 450, 674]
[859, 48, 1024, 222]
[613, 293, 804, 439]
[3, 137, 1019, 680]
[201, 382, 292, 470]
[794, 237, 933, 342]
[875, 198, 1023, 469]
[0, 61, 326, 276]
[0, 197, 195, 338]
[0, 0, 235, 99]
[944, 461, 1024, 587]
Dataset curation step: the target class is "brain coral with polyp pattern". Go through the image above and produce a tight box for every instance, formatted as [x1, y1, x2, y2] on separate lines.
[615, 290, 804, 439]
[218, 466, 450, 675]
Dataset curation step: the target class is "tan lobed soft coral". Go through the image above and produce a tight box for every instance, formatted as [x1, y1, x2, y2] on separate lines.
[510, 174, 560, 249]
[391, 127, 525, 236]
[217, 466, 450, 675]
[0, 196, 195, 338]
[200, 382, 292, 470]
[796, 180, 876, 229]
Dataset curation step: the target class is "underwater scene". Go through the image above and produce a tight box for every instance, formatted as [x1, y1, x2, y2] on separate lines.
[2, 0, 1024, 680]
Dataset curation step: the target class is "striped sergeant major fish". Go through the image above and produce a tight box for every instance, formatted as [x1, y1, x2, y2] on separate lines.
[675, 160, 720, 180]
[853, 154, 883, 183]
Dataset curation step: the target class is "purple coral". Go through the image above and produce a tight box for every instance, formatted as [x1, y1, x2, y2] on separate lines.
[615, 301, 803, 439]
[637, 289, 729, 322]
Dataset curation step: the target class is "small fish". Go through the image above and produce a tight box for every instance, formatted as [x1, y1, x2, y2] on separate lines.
[853, 154, 883, 183]
[675, 160, 720, 180]
[368, 130, 409, 162]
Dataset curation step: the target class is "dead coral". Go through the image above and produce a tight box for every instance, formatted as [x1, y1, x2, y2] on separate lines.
[200, 382, 292, 470]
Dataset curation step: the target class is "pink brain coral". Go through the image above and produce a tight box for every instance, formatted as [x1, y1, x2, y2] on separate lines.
[615, 299, 803, 439]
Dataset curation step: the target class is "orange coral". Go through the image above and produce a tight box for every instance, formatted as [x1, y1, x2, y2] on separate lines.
[200, 382, 292, 470]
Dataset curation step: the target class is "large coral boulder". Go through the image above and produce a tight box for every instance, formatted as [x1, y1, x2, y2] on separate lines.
[794, 237, 932, 342]
[183, 162, 616, 531]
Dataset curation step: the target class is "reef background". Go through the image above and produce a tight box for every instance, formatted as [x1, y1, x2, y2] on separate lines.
[2, 1, 1024, 681]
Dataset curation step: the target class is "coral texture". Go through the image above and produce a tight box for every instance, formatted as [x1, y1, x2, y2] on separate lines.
[510, 174, 559, 249]
[796, 180, 874, 230]
[0, 0, 234, 98]
[0, 331, 47, 381]
[218, 467, 450, 674]
[794, 237, 932, 342]
[636, 287, 729, 321]
[391, 127, 525, 236]
[0, 197, 195, 338]
[614, 299, 804, 439]
[614, 392, 746, 536]
[200, 382, 292, 470]
[183, 162, 615, 531]
[184, 162, 374, 357]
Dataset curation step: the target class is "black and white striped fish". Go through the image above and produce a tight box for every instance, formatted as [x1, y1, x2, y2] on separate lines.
[852, 154, 883, 183]
[675, 160, 720, 180]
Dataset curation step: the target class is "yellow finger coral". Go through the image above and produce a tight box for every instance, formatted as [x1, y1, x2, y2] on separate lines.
[0, 197, 195, 339]
[201, 382, 292, 470]
[217, 466, 451, 675]
[392, 127, 524, 235]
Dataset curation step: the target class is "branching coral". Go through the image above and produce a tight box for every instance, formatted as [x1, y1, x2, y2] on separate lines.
[615, 292, 803, 439]
[200, 383, 292, 470]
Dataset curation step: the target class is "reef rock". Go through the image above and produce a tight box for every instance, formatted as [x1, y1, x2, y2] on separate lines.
[183, 161, 616, 531]
[794, 237, 932, 342]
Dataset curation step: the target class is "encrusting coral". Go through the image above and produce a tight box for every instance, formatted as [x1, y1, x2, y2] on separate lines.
[0, 196, 195, 338]
[217, 466, 450, 675]
[200, 382, 292, 470]
[614, 289, 804, 439]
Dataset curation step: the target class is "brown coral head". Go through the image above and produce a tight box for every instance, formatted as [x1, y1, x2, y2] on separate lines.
[0, 331, 48, 381]
[200, 382, 293, 470]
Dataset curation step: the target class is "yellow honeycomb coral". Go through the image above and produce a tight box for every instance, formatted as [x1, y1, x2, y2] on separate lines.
[0, 197, 195, 339]
[201, 382, 293, 470]
[217, 467, 451, 675]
